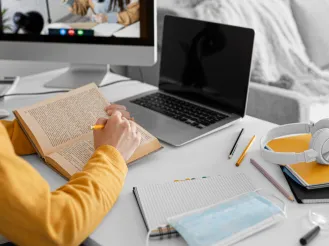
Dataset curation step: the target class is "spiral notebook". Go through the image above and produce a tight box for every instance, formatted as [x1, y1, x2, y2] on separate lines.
[133, 173, 256, 238]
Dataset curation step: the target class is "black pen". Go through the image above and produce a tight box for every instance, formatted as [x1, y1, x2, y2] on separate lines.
[300, 226, 321, 245]
[228, 128, 244, 159]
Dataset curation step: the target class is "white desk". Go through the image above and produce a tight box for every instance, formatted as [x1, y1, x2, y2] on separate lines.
[114, 22, 140, 38]
[0, 70, 327, 246]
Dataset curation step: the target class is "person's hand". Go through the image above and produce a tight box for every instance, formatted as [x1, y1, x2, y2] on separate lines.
[93, 13, 108, 23]
[105, 104, 133, 120]
[93, 111, 141, 161]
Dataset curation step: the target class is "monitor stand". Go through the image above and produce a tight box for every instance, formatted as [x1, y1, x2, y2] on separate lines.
[44, 64, 110, 89]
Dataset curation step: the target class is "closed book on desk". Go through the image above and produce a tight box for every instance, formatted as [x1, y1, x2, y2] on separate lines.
[281, 166, 329, 204]
[267, 134, 329, 189]
[13, 83, 162, 179]
[133, 173, 256, 238]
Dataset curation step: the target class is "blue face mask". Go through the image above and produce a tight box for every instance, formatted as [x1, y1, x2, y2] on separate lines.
[168, 191, 286, 246]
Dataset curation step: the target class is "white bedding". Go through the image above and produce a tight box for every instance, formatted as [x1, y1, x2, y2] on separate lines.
[157, 0, 329, 101]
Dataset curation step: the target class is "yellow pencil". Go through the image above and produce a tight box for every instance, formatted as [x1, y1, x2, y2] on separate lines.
[90, 117, 135, 130]
[90, 125, 105, 130]
[236, 135, 256, 167]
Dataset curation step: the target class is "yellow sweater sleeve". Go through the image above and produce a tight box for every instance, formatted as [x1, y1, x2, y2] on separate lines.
[1, 119, 35, 155]
[117, 2, 140, 26]
[0, 122, 128, 246]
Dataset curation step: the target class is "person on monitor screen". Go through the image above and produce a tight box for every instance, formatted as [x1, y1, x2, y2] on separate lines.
[0, 104, 140, 245]
[63, 0, 140, 26]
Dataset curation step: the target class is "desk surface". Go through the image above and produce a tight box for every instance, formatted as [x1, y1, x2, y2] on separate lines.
[114, 21, 140, 38]
[1, 70, 327, 246]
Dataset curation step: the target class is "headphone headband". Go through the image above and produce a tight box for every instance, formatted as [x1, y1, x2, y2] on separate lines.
[261, 123, 311, 149]
[261, 123, 316, 165]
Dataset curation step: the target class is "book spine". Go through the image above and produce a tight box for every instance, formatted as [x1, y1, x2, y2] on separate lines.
[14, 113, 44, 160]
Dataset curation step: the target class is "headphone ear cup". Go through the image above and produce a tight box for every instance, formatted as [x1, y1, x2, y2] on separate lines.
[310, 129, 329, 165]
[311, 118, 329, 134]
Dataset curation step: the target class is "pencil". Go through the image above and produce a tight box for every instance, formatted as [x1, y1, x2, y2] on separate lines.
[90, 125, 105, 130]
[90, 118, 135, 130]
[236, 135, 255, 167]
[250, 158, 295, 202]
[228, 128, 244, 159]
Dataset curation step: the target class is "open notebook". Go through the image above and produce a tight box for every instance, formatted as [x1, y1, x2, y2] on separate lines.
[133, 173, 256, 238]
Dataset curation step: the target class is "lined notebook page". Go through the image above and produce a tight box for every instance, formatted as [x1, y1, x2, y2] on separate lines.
[135, 173, 255, 230]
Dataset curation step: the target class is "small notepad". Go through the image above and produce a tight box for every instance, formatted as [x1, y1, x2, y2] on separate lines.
[133, 173, 256, 233]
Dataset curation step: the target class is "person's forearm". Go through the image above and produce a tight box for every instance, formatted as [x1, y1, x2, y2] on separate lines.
[0, 142, 127, 246]
[0, 120, 35, 155]
[117, 2, 140, 26]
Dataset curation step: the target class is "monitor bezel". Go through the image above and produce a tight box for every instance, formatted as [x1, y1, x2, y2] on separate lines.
[0, 0, 154, 46]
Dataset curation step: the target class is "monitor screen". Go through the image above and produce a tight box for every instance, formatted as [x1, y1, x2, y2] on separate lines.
[0, 0, 153, 46]
[159, 16, 254, 117]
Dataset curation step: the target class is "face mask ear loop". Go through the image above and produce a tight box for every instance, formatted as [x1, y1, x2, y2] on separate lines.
[145, 230, 152, 246]
[256, 189, 287, 217]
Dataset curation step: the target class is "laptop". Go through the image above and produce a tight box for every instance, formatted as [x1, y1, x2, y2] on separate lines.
[117, 16, 255, 146]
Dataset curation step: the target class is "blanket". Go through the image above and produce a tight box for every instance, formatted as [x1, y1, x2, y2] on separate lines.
[161, 0, 329, 101]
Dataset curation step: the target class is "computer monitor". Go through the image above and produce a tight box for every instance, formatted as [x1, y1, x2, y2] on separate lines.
[0, 0, 156, 88]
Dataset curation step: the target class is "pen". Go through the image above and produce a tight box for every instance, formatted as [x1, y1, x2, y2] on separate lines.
[228, 128, 244, 159]
[90, 125, 105, 130]
[300, 226, 320, 245]
[236, 135, 255, 167]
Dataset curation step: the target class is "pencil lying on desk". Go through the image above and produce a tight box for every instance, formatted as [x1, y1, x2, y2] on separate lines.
[236, 135, 255, 167]
[228, 128, 244, 159]
[250, 158, 295, 202]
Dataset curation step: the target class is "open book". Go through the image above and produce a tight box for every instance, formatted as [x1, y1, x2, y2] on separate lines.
[13, 83, 162, 179]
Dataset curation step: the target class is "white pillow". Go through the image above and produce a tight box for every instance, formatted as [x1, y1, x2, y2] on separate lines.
[291, 0, 329, 68]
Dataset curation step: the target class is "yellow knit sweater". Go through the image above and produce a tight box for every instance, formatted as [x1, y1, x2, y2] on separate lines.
[0, 120, 127, 246]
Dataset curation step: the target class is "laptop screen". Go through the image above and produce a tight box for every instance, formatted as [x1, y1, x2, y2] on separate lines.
[159, 16, 254, 117]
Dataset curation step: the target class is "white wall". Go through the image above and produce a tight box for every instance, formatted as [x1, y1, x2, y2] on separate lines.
[2, 0, 69, 29]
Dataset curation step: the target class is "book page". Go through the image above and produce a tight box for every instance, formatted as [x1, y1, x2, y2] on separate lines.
[46, 133, 94, 177]
[137, 124, 155, 145]
[15, 83, 108, 156]
[46, 125, 161, 177]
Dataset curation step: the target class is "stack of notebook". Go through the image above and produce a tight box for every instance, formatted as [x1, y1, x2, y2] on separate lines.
[267, 135, 329, 204]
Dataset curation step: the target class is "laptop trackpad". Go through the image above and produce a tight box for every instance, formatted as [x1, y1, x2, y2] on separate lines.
[133, 109, 196, 146]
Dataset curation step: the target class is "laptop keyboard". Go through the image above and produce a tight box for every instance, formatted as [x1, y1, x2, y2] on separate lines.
[131, 93, 228, 129]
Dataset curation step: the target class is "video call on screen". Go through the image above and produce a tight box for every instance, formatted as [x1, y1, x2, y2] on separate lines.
[0, 0, 144, 38]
